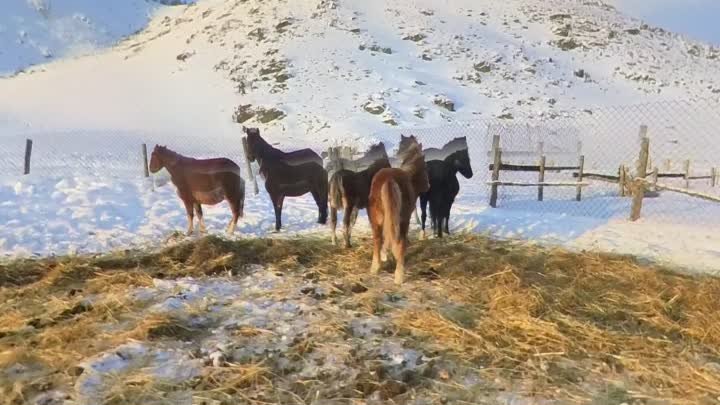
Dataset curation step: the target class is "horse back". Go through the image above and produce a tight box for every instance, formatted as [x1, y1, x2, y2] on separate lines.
[282, 149, 323, 166]
[370, 169, 413, 206]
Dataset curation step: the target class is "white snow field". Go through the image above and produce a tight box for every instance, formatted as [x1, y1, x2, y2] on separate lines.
[0, 0, 719, 272]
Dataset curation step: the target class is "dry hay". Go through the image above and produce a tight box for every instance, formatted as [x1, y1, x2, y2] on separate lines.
[2, 234, 720, 404]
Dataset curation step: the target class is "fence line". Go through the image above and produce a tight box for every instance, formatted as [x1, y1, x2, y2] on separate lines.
[1, 99, 719, 226]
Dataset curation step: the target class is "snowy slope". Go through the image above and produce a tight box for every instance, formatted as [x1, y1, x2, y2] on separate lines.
[1, 0, 719, 143]
[0, 0, 194, 76]
[0, 0, 719, 270]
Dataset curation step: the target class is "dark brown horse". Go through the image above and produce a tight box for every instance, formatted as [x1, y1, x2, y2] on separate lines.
[329, 156, 391, 247]
[243, 127, 323, 166]
[148, 145, 245, 235]
[367, 137, 429, 285]
[244, 129, 327, 231]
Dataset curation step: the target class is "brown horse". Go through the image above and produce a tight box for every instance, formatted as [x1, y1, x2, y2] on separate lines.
[243, 127, 323, 166]
[367, 138, 429, 285]
[148, 145, 245, 235]
[329, 156, 391, 248]
[244, 129, 327, 231]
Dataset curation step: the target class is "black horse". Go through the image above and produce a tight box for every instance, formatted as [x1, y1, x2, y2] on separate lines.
[419, 138, 473, 238]
[244, 128, 327, 231]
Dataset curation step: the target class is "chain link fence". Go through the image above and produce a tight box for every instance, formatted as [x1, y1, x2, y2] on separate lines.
[1, 99, 719, 227]
[0, 130, 247, 180]
[373, 99, 720, 226]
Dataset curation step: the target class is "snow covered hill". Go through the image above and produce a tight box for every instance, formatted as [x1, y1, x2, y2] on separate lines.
[0, 0, 718, 269]
[0, 0, 194, 76]
[1, 0, 719, 143]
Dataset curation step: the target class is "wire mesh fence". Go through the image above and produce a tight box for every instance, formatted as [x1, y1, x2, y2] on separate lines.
[1, 99, 719, 227]
[373, 99, 720, 226]
[0, 130, 247, 179]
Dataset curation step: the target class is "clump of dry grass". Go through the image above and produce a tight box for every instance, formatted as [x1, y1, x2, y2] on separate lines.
[194, 363, 271, 404]
[387, 237, 720, 404]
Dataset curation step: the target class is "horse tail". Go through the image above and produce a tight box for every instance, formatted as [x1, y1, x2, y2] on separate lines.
[381, 180, 401, 245]
[328, 173, 343, 209]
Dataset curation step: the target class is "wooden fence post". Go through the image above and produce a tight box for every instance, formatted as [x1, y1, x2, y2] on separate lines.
[23, 139, 33, 175]
[242, 136, 259, 195]
[712, 167, 717, 187]
[538, 155, 546, 201]
[490, 135, 501, 208]
[619, 165, 626, 197]
[576, 155, 585, 201]
[630, 131, 650, 221]
[651, 167, 659, 191]
[141, 143, 150, 178]
[684, 160, 691, 189]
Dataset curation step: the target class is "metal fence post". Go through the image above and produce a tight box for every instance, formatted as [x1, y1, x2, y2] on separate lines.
[490, 135, 502, 208]
[23, 139, 33, 175]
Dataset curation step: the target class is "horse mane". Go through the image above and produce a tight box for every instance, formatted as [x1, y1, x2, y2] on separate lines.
[366, 156, 391, 172]
[445, 146, 469, 160]
[156, 145, 183, 165]
[442, 137, 468, 153]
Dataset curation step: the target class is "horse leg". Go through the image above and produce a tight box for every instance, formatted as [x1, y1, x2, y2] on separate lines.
[272, 194, 284, 232]
[444, 206, 451, 235]
[342, 203, 354, 248]
[311, 189, 328, 225]
[381, 236, 390, 262]
[419, 194, 428, 240]
[330, 206, 338, 246]
[183, 200, 195, 236]
[350, 206, 359, 226]
[227, 199, 240, 235]
[195, 203, 207, 234]
[392, 236, 407, 285]
[370, 221, 383, 275]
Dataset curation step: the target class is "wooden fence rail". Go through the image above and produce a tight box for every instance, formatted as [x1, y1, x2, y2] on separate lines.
[488, 134, 585, 207]
[487, 163, 581, 172]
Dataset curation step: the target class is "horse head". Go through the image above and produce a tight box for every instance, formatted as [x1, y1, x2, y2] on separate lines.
[452, 148, 474, 179]
[397, 134, 418, 159]
[244, 127, 263, 162]
[366, 142, 388, 160]
[149, 145, 176, 173]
